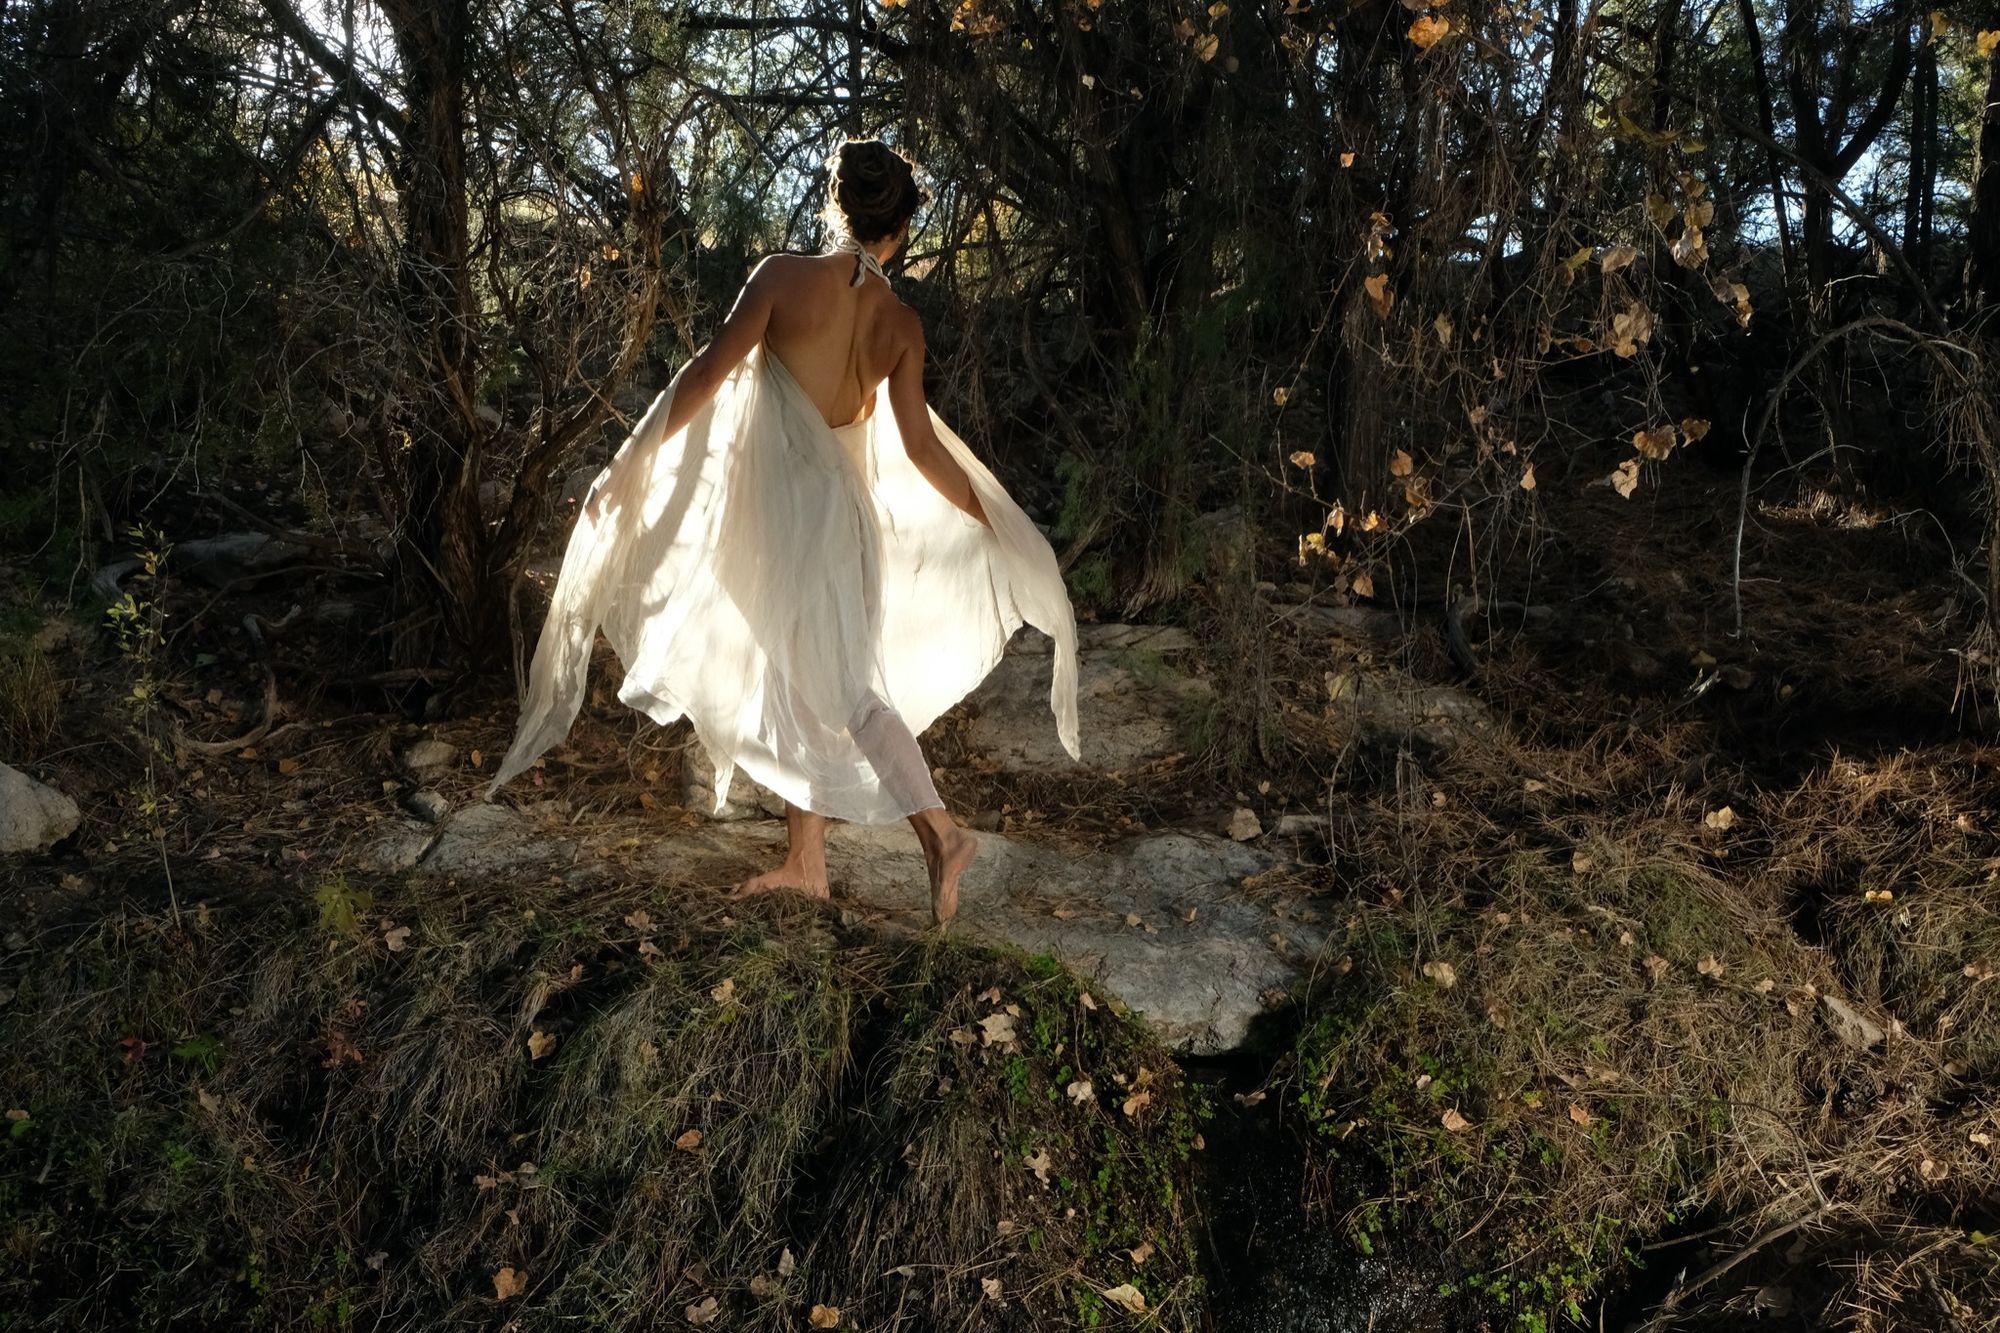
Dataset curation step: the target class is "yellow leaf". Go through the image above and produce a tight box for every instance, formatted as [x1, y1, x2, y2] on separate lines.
[1563, 246, 1593, 272]
[1983, 29, 2000, 56]
[1610, 458, 1642, 498]
[1208, 0, 1230, 14]
[1705, 806, 1737, 831]
[1288, 450, 1316, 467]
[809, 1305, 842, 1328]
[1100, 1284, 1147, 1314]
[527, 1030, 557, 1060]
[494, 1267, 526, 1300]
[1407, 14, 1450, 49]
[1351, 571, 1375, 599]
[1388, 449, 1413, 477]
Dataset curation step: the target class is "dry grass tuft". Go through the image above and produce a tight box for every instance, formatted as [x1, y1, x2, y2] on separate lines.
[0, 864, 1204, 1330]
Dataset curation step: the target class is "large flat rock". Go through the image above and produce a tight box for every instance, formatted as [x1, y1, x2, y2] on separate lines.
[356, 804, 1321, 1053]
[961, 623, 1211, 772]
[0, 763, 79, 856]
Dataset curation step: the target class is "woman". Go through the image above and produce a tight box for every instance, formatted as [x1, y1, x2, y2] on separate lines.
[487, 140, 1079, 926]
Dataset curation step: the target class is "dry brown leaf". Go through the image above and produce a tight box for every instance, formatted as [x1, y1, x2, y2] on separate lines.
[1633, 425, 1677, 460]
[383, 925, 411, 952]
[1287, 450, 1315, 468]
[527, 1030, 557, 1060]
[1697, 955, 1726, 980]
[1193, 32, 1220, 60]
[1644, 954, 1671, 981]
[979, 1012, 1019, 1046]
[1388, 448, 1414, 477]
[981, 1276, 1003, 1300]
[809, 1305, 842, 1329]
[1610, 458, 1642, 498]
[1433, 310, 1454, 345]
[1519, 463, 1536, 491]
[675, 1128, 703, 1151]
[494, 1266, 526, 1301]
[1440, 1107, 1472, 1132]
[710, 977, 736, 1004]
[1363, 272, 1395, 318]
[1568, 1102, 1593, 1126]
[1704, 806, 1737, 831]
[1024, 1146, 1053, 1184]
[1600, 244, 1638, 275]
[685, 1296, 720, 1324]
[1066, 1079, 1094, 1104]
[1407, 13, 1449, 48]
[1129, 1240, 1156, 1265]
[1350, 571, 1376, 598]
[1122, 1089, 1153, 1117]
[1421, 960, 1458, 989]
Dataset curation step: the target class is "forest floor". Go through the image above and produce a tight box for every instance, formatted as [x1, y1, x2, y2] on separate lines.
[2, 451, 1998, 1331]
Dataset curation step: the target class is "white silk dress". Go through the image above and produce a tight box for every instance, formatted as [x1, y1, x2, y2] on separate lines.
[485, 328, 1080, 826]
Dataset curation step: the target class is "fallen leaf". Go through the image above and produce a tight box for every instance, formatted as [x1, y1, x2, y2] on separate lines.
[982, 1276, 1003, 1300]
[1600, 244, 1638, 275]
[1067, 1079, 1094, 1104]
[1363, 271, 1395, 318]
[1441, 1107, 1473, 1132]
[1704, 806, 1737, 831]
[979, 1012, 1019, 1047]
[1520, 463, 1536, 491]
[1100, 1283, 1147, 1314]
[809, 1305, 841, 1329]
[1234, 1089, 1267, 1107]
[1122, 1089, 1153, 1117]
[685, 1295, 720, 1324]
[1697, 956, 1726, 980]
[1125, 912, 1143, 927]
[1193, 32, 1219, 60]
[710, 977, 736, 1004]
[1568, 1102, 1593, 1126]
[778, 1247, 796, 1277]
[383, 925, 411, 952]
[1129, 1240, 1156, 1265]
[1024, 1147, 1053, 1184]
[1079, 992, 1098, 1010]
[675, 1128, 703, 1151]
[1421, 960, 1458, 989]
[1388, 449, 1414, 477]
[494, 1266, 526, 1300]
[1644, 954, 1670, 982]
[625, 909, 653, 931]
[527, 1030, 557, 1060]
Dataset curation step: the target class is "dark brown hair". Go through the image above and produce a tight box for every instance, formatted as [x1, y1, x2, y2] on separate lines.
[826, 139, 926, 244]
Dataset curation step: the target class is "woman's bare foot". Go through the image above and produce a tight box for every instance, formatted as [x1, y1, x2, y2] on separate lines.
[736, 803, 831, 899]
[734, 860, 830, 899]
[919, 822, 978, 928]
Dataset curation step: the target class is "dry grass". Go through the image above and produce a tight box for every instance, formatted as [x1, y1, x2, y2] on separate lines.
[0, 864, 1204, 1331]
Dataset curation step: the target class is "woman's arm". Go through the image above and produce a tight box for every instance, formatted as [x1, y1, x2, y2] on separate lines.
[885, 316, 989, 528]
[586, 258, 780, 519]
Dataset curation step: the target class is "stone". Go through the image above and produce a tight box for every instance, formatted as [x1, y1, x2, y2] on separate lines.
[960, 623, 1211, 772]
[401, 739, 457, 777]
[1820, 993, 1886, 1050]
[0, 763, 80, 855]
[421, 804, 560, 878]
[402, 789, 450, 823]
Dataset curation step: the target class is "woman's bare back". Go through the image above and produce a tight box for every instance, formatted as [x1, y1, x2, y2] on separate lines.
[759, 252, 913, 430]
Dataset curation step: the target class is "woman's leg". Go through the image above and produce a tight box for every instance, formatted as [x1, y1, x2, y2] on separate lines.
[846, 692, 976, 927]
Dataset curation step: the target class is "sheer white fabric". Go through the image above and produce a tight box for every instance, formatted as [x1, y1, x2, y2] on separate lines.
[485, 342, 1081, 825]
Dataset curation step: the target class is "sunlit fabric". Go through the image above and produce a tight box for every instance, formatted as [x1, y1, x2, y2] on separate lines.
[487, 342, 1080, 824]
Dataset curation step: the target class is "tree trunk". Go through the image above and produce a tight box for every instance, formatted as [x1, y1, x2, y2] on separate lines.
[1966, 37, 2000, 311]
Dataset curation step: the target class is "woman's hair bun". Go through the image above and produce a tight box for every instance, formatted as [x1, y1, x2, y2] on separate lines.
[827, 139, 927, 244]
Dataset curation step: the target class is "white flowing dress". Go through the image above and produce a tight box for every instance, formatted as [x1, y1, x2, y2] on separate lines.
[485, 338, 1080, 825]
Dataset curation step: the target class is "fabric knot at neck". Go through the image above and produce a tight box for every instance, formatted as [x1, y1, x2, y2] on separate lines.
[830, 230, 890, 288]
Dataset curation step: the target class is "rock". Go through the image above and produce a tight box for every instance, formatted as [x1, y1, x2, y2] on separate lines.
[401, 739, 457, 777]
[173, 533, 312, 588]
[0, 763, 80, 855]
[422, 804, 562, 878]
[680, 745, 786, 820]
[1228, 808, 1262, 841]
[961, 623, 1212, 772]
[402, 789, 450, 823]
[1322, 667, 1490, 751]
[1820, 993, 1886, 1050]
[1274, 813, 1328, 838]
[634, 824, 1321, 1053]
